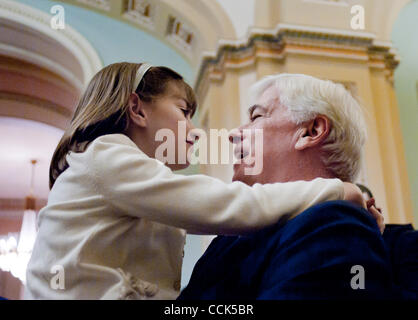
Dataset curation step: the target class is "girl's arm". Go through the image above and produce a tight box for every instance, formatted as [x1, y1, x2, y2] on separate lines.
[87, 134, 345, 235]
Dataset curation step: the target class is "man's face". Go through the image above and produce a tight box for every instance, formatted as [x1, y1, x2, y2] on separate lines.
[230, 85, 300, 185]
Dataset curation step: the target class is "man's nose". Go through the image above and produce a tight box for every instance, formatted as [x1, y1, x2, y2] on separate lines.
[229, 127, 242, 144]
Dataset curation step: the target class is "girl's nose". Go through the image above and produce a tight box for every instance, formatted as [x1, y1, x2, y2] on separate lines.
[188, 128, 200, 142]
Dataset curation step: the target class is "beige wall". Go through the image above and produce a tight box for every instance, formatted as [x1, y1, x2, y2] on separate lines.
[254, 0, 411, 42]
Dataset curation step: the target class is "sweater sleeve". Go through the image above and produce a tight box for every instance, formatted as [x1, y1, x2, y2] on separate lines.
[87, 134, 345, 235]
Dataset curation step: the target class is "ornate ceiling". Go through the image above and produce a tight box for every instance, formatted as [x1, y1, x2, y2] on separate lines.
[55, 0, 236, 69]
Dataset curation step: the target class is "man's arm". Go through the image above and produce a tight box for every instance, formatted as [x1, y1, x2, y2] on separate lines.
[257, 201, 398, 299]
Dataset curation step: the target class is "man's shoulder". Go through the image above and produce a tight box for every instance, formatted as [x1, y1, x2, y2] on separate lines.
[238, 200, 380, 249]
[291, 200, 374, 223]
[281, 200, 380, 235]
[254, 200, 396, 299]
[178, 201, 389, 300]
[200, 200, 378, 257]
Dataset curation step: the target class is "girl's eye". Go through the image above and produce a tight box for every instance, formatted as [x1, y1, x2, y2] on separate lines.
[182, 109, 191, 117]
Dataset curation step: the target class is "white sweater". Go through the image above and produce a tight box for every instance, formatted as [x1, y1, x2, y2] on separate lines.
[25, 134, 344, 300]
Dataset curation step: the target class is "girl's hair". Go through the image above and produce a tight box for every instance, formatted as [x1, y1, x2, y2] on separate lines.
[49, 62, 197, 189]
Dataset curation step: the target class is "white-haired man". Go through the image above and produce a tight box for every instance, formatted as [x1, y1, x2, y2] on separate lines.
[178, 74, 394, 300]
[232, 73, 367, 187]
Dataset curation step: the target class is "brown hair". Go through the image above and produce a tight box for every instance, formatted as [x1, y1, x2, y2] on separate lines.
[49, 62, 196, 188]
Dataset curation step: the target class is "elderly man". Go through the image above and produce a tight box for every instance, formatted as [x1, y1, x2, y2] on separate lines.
[178, 74, 395, 300]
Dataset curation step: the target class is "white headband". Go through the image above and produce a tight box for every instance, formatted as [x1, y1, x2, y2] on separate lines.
[133, 63, 153, 93]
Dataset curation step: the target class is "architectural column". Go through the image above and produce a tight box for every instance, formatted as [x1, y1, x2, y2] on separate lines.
[369, 68, 414, 223]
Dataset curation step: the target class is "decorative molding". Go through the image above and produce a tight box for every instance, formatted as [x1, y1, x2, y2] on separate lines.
[0, 43, 84, 92]
[56, 0, 238, 72]
[0, 92, 72, 118]
[0, 54, 78, 95]
[0, 198, 47, 212]
[303, 0, 349, 6]
[76, 0, 111, 11]
[166, 15, 194, 55]
[122, 0, 155, 31]
[0, 91, 72, 131]
[0, 0, 103, 87]
[55, 0, 201, 67]
[195, 24, 400, 99]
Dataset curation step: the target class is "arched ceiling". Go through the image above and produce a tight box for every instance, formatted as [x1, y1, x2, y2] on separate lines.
[0, 0, 104, 129]
[0, 55, 75, 129]
[15, 0, 237, 84]
[0, 0, 102, 90]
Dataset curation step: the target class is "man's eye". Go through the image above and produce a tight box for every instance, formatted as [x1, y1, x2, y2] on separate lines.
[251, 114, 261, 121]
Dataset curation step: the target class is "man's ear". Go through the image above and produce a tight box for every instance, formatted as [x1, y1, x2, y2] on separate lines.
[294, 115, 331, 150]
[127, 93, 147, 128]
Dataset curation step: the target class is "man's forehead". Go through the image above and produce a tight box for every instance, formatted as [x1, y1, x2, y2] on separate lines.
[249, 86, 279, 112]
[259, 85, 279, 104]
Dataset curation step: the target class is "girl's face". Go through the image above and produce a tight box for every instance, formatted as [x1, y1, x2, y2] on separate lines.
[128, 81, 198, 171]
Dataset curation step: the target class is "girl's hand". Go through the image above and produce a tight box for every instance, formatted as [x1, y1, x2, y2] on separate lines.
[366, 198, 385, 234]
[343, 182, 366, 208]
[342, 184, 385, 234]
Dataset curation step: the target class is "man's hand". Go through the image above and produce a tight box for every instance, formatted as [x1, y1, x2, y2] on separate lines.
[343, 182, 366, 208]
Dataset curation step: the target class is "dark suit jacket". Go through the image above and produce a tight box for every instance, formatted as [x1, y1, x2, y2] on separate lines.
[178, 201, 400, 300]
[383, 224, 418, 299]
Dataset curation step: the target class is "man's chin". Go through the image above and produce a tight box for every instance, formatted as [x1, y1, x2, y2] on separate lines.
[232, 166, 256, 186]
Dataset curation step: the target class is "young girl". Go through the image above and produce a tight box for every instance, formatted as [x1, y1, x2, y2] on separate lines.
[26, 62, 363, 300]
